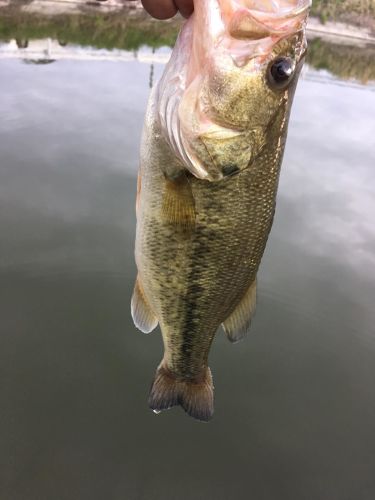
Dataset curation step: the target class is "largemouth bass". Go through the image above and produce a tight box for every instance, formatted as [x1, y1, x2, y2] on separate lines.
[132, 0, 311, 421]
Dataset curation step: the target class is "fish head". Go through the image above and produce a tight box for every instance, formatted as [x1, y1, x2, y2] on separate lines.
[158, 0, 311, 181]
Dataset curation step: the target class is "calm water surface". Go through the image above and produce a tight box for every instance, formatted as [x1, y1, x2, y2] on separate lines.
[1, 40, 375, 500]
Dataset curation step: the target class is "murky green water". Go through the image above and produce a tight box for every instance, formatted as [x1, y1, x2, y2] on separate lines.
[1, 28, 375, 500]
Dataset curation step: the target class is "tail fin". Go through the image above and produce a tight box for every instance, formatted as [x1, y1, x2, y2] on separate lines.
[148, 363, 214, 422]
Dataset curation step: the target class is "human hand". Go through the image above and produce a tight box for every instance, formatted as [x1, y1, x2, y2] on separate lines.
[141, 0, 194, 19]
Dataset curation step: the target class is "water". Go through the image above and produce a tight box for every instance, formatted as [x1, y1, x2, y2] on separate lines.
[1, 34, 375, 500]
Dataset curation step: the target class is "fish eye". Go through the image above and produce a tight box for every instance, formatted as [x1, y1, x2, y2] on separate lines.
[267, 57, 295, 90]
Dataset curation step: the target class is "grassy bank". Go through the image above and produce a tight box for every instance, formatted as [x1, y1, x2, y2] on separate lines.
[0, 9, 180, 50]
[311, 0, 375, 31]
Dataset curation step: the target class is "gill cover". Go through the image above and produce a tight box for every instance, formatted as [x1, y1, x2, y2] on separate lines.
[156, 0, 311, 181]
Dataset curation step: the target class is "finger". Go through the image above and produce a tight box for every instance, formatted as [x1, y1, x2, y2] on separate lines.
[175, 0, 194, 18]
[141, 0, 177, 20]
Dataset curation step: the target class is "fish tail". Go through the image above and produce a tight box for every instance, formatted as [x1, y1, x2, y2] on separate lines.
[148, 362, 214, 422]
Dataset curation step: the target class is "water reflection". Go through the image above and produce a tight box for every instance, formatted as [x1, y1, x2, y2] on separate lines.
[307, 37, 375, 84]
[1, 31, 375, 500]
[0, 8, 179, 51]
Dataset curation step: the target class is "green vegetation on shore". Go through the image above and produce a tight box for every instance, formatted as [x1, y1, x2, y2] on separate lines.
[0, 9, 180, 51]
[311, 0, 375, 31]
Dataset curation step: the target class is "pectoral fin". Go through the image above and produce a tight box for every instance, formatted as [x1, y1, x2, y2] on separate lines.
[161, 173, 195, 228]
[222, 278, 257, 343]
[131, 277, 158, 334]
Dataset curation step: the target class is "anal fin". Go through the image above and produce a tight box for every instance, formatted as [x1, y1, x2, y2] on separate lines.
[131, 277, 158, 334]
[222, 278, 257, 343]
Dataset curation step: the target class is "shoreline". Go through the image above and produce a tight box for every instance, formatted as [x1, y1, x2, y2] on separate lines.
[307, 17, 375, 45]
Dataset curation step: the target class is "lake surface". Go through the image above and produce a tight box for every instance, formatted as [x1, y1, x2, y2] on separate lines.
[1, 34, 375, 500]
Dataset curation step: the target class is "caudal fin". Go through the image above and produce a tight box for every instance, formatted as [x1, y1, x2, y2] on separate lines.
[148, 363, 214, 422]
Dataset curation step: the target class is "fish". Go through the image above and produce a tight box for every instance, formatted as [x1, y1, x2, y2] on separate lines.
[132, 0, 311, 421]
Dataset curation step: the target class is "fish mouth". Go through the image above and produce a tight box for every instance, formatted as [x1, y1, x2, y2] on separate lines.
[223, 0, 312, 20]
[222, 0, 312, 36]
[220, 0, 311, 66]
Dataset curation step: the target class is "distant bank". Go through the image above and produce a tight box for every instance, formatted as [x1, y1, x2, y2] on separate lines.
[0, 0, 375, 39]
[311, 0, 375, 35]
[0, 0, 374, 45]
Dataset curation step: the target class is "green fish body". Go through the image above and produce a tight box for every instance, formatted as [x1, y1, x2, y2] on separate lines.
[132, 0, 311, 421]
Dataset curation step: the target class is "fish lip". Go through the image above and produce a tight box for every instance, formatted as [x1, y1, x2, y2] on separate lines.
[242, 0, 312, 19]
[226, 0, 312, 35]
[272, 0, 312, 20]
